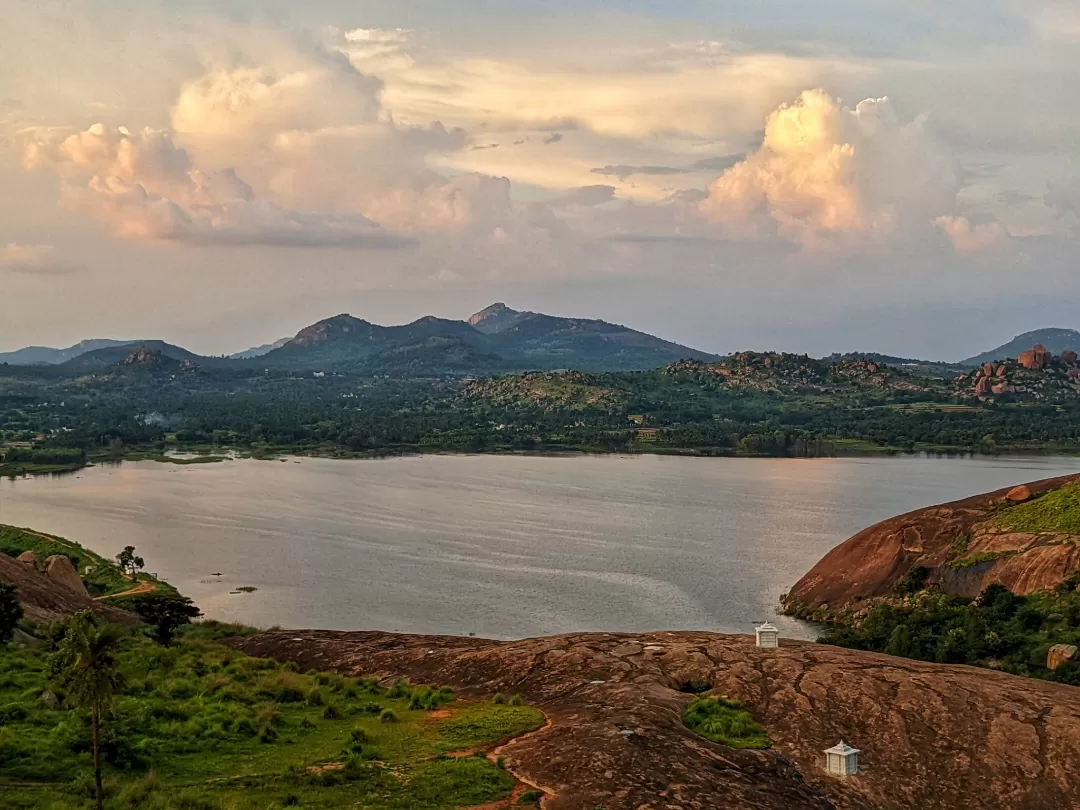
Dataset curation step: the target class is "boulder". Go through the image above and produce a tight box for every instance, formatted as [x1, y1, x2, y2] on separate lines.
[994, 364, 1007, 377]
[1047, 644, 1080, 670]
[44, 555, 88, 596]
[974, 377, 990, 395]
[1017, 344, 1052, 370]
[1005, 485, 1032, 502]
[16, 550, 40, 568]
[991, 383, 1015, 395]
[1061, 350, 1078, 366]
[982, 362, 995, 376]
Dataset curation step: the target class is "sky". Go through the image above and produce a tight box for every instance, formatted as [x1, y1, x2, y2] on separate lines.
[1, 0, 1078, 360]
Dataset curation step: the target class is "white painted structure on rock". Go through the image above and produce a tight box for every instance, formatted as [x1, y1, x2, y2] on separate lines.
[824, 741, 860, 776]
[755, 621, 779, 648]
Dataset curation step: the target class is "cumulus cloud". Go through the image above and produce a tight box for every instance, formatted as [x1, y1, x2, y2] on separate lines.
[24, 123, 406, 247]
[699, 90, 960, 249]
[934, 215, 1012, 255]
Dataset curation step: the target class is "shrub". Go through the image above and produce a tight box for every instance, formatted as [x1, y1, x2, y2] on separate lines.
[259, 724, 279, 744]
[508, 695, 524, 706]
[305, 687, 325, 707]
[682, 697, 770, 749]
[493, 693, 506, 705]
[379, 709, 398, 724]
[322, 704, 340, 720]
[518, 789, 544, 804]
[349, 728, 369, 744]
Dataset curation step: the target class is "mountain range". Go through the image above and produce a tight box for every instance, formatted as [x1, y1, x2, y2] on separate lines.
[2, 310, 1074, 376]
[1, 304, 719, 375]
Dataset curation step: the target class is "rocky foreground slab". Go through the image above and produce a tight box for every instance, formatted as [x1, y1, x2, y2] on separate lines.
[232, 630, 1080, 810]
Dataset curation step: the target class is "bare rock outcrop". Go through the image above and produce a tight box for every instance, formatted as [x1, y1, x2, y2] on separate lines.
[1017, 344, 1052, 370]
[16, 550, 40, 568]
[0, 552, 135, 625]
[44, 554, 88, 595]
[232, 629, 1080, 810]
[785, 474, 1080, 613]
[1047, 644, 1079, 670]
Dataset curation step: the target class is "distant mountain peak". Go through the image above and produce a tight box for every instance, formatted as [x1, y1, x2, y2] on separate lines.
[962, 327, 1080, 366]
[286, 314, 375, 348]
[468, 303, 525, 334]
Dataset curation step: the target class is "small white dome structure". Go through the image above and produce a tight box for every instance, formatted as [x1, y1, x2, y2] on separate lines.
[755, 621, 780, 648]
[824, 740, 860, 776]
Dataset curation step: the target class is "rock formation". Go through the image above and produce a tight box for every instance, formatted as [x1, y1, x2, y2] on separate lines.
[0, 552, 135, 625]
[1046, 644, 1079, 670]
[232, 629, 1080, 810]
[44, 554, 88, 595]
[1017, 344, 1052, 370]
[785, 474, 1080, 614]
[16, 550, 40, 568]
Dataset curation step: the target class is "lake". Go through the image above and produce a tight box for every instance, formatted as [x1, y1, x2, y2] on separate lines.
[1, 454, 1078, 639]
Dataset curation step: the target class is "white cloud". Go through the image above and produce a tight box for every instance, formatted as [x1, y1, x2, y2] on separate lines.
[699, 90, 960, 249]
[934, 215, 1012, 255]
[23, 123, 405, 247]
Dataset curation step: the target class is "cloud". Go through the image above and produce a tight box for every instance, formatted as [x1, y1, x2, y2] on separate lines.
[591, 155, 745, 181]
[934, 215, 1012, 255]
[543, 133, 563, 145]
[170, 50, 382, 139]
[699, 90, 960, 249]
[0, 243, 81, 275]
[548, 185, 617, 207]
[24, 124, 407, 247]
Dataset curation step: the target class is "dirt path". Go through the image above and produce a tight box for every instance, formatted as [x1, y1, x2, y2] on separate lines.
[95, 578, 157, 600]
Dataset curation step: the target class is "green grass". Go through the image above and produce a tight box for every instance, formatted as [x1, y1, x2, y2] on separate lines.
[996, 483, 1080, 535]
[948, 551, 1007, 570]
[0, 525, 145, 597]
[682, 697, 770, 750]
[0, 628, 544, 810]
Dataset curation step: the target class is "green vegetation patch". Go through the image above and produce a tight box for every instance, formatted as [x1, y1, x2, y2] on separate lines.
[996, 484, 1080, 535]
[821, 582, 1080, 682]
[0, 627, 544, 810]
[682, 696, 770, 750]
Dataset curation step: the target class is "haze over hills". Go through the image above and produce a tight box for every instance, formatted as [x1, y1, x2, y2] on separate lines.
[4, 311, 1076, 375]
[0, 339, 141, 366]
[962, 328, 1080, 366]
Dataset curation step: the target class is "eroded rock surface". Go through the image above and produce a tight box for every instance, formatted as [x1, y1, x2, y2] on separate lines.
[44, 554, 88, 595]
[0, 552, 135, 625]
[232, 630, 1080, 810]
[785, 474, 1080, 613]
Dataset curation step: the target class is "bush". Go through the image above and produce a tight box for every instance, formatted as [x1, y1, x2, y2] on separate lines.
[682, 697, 770, 749]
[518, 789, 544, 804]
[379, 709, 398, 724]
[508, 695, 524, 706]
[305, 687, 325, 707]
[493, 693, 506, 705]
[349, 728, 370, 744]
[322, 704, 340, 720]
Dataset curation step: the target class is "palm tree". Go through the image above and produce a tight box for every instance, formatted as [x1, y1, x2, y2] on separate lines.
[51, 610, 125, 810]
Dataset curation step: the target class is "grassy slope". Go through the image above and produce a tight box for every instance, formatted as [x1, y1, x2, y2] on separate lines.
[0, 524, 149, 597]
[996, 483, 1080, 534]
[0, 626, 543, 810]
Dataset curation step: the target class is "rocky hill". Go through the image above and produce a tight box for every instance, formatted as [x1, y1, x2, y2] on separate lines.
[784, 473, 1080, 616]
[954, 344, 1080, 401]
[233, 629, 1080, 810]
[963, 328, 1080, 366]
[0, 551, 136, 625]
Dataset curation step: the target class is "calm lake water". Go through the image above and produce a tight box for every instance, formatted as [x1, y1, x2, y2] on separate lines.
[1, 454, 1078, 639]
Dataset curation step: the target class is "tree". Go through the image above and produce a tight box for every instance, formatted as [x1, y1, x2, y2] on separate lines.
[124, 593, 201, 645]
[0, 583, 24, 645]
[50, 611, 125, 810]
[115, 546, 145, 579]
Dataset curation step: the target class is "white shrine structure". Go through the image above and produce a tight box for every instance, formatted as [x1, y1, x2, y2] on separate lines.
[824, 741, 860, 776]
[755, 621, 780, 648]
